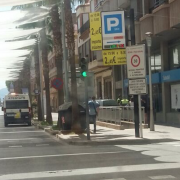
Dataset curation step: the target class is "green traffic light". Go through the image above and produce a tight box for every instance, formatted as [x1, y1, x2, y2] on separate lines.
[82, 71, 87, 77]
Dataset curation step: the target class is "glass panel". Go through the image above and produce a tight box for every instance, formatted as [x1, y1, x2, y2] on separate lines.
[6, 100, 29, 109]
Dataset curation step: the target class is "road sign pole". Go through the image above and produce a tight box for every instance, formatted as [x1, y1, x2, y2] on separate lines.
[130, 8, 139, 138]
[138, 95, 143, 138]
[85, 75, 90, 140]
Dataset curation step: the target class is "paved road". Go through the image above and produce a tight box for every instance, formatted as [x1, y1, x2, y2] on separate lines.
[0, 111, 180, 180]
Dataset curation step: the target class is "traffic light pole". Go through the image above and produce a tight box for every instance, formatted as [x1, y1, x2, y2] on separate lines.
[85, 75, 90, 140]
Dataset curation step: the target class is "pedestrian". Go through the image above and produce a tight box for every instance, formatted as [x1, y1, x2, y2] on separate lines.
[117, 94, 121, 105]
[142, 96, 150, 127]
[88, 96, 100, 133]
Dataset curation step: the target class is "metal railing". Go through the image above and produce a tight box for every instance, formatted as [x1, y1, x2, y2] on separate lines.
[97, 106, 145, 125]
[95, 0, 105, 11]
[149, 0, 168, 13]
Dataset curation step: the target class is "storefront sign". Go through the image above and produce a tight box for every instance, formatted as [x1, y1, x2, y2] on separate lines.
[126, 45, 146, 79]
[129, 78, 147, 95]
[89, 12, 102, 51]
[161, 69, 180, 83]
[102, 49, 126, 65]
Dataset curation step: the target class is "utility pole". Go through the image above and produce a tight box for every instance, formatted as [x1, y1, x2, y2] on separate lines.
[146, 32, 155, 131]
[61, 1, 69, 102]
[130, 9, 139, 137]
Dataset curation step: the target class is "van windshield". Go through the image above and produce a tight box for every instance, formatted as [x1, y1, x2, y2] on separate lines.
[6, 100, 29, 109]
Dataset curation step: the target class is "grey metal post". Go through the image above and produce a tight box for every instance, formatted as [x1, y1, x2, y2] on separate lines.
[121, 65, 124, 97]
[61, 2, 69, 102]
[142, 0, 145, 16]
[85, 76, 90, 140]
[37, 33, 44, 120]
[138, 95, 143, 138]
[148, 45, 155, 131]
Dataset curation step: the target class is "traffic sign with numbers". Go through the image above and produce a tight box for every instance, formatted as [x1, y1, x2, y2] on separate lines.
[126, 45, 146, 79]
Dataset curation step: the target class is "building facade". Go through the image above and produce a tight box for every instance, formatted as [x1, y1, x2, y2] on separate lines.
[77, 0, 180, 125]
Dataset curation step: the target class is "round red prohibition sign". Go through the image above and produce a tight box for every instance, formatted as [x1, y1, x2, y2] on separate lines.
[131, 55, 140, 67]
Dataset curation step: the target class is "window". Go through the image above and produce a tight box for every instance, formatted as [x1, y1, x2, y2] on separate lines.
[169, 44, 180, 69]
[151, 53, 161, 73]
[6, 100, 28, 109]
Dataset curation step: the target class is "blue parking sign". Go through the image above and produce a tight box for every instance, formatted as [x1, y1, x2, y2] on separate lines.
[104, 14, 122, 34]
[101, 11, 126, 50]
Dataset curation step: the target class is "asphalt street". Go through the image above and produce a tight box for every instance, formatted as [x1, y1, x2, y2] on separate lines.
[0, 110, 180, 180]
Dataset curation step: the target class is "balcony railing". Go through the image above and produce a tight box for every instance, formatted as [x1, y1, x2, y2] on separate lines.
[95, 0, 105, 11]
[79, 20, 90, 34]
[149, 0, 168, 13]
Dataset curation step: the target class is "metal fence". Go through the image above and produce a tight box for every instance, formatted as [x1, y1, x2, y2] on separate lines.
[97, 106, 145, 124]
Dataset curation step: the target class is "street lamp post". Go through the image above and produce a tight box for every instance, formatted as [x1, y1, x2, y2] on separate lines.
[145, 32, 155, 131]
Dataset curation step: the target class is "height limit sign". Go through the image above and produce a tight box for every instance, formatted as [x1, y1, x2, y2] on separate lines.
[126, 45, 146, 79]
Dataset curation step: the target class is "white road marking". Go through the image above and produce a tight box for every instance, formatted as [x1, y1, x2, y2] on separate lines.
[0, 163, 180, 180]
[174, 145, 180, 147]
[0, 131, 43, 134]
[149, 175, 176, 179]
[36, 144, 49, 147]
[103, 179, 126, 180]
[0, 151, 125, 161]
[0, 138, 51, 142]
[9, 146, 22, 148]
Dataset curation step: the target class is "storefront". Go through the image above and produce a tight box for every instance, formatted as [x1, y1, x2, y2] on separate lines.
[124, 68, 180, 125]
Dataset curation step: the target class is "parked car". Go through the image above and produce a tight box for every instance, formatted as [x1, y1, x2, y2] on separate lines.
[96, 99, 119, 107]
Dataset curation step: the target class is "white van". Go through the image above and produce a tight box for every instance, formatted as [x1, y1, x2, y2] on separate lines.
[2, 93, 31, 127]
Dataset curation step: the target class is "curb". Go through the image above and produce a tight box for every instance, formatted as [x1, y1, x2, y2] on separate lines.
[96, 121, 124, 130]
[55, 135, 176, 146]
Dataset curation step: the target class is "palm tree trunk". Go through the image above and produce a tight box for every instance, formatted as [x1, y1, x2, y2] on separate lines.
[50, 4, 64, 107]
[40, 29, 53, 125]
[64, 0, 81, 131]
[34, 43, 43, 121]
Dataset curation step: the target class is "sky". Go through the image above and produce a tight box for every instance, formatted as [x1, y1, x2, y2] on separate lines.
[0, 6, 11, 12]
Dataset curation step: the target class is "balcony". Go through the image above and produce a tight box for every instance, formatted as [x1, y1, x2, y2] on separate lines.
[88, 60, 109, 73]
[140, 14, 154, 41]
[49, 67, 57, 79]
[79, 20, 90, 35]
[169, 0, 180, 28]
[95, 0, 105, 11]
[152, 3, 170, 34]
[149, 0, 169, 13]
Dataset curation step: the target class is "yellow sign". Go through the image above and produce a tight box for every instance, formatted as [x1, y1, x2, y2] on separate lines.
[89, 12, 102, 51]
[102, 49, 126, 65]
[15, 112, 21, 119]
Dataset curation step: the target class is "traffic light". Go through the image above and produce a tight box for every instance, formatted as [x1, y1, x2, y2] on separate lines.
[80, 57, 88, 77]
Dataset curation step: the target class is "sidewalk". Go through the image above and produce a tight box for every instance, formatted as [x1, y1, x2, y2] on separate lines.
[57, 124, 180, 145]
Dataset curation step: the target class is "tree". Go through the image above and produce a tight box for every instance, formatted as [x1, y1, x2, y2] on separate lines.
[34, 41, 43, 121]
[64, 0, 84, 131]
[49, 4, 64, 106]
[40, 28, 53, 125]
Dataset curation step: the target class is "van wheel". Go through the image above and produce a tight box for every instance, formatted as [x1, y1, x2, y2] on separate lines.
[28, 121, 32, 126]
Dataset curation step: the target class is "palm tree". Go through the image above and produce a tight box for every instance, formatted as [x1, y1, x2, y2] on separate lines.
[34, 41, 43, 121]
[40, 28, 53, 125]
[64, 0, 84, 131]
[48, 4, 64, 106]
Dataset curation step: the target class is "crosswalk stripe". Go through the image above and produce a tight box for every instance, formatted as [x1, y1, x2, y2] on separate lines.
[103, 179, 126, 180]
[0, 163, 180, 180]
[149, 175, 176, 179]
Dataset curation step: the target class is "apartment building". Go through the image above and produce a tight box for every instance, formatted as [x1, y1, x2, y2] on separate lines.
[132, 0, 180, 125]
[77, 0, 142, 100]
[77, 0, 180, 125]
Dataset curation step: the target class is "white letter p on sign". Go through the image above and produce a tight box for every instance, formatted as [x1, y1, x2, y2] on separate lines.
[107, 18, 119, 31]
